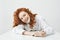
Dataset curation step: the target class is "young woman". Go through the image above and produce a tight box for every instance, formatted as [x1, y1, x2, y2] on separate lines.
[13, 8, 54, 37]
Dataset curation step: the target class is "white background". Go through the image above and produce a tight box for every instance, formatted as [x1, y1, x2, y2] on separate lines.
[0, 0, 60, 34]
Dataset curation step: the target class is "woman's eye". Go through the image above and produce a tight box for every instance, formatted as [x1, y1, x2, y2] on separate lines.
[23, 14, 26, 17]
[21, 18, 23, 19]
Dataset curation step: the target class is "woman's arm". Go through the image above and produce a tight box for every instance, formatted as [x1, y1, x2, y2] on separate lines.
[22, 31, 35, 36]
[39, 16, 54, 35]
[12, 25, 25, 35]
[23, 30, 46, 37]
[32, 15, 54, 37]
[32, 30, 46, 37]
[13, 25, 35, 36]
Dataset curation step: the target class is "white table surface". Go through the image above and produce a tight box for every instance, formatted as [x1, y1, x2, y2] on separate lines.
[0, 30, 60, 40]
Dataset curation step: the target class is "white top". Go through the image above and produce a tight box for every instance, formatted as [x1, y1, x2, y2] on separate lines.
[12, 15, 54, 35]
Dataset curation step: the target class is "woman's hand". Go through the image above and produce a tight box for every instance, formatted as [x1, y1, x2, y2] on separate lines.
[32, 31, 46, 37]
[22, 31, 35, 36]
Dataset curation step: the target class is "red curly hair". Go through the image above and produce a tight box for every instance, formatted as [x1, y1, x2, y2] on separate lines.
[13, 8, 37, 28]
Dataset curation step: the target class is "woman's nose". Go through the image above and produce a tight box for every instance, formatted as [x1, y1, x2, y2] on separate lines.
[23, 17, 27, 21]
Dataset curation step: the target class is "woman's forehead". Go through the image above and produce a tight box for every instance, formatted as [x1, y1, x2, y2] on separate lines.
[19, 11, 27, 15]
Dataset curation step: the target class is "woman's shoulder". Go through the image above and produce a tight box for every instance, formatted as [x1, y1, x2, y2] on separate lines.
[13, 24, 24, 29]
[35, 14, 43, 19]
[35, 14, 46, 21]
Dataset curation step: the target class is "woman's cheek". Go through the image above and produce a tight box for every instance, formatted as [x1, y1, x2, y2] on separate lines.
[22, 18, 26, 23]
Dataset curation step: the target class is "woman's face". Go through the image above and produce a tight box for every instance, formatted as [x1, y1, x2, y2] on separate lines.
[19, 11, 30, 23]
